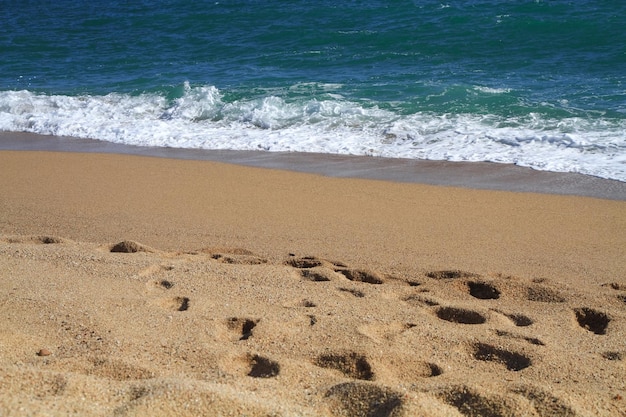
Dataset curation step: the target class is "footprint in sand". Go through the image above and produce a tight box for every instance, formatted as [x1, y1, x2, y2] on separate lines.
[217, 352, 279, 378]
[492, 310, 534, 327]
[285, 255, 349, 269]
[472, 342, 532, 371]
[285, 256, 325, 269]
[403, 293, 440, 307]
[155, 279, 175, 290]
[138, 263, 175, 278]
[246, 354, 280, 378]
[157, 296, 190, 312]
[426, 270, 480, 280]
[526, 285, 566, 303]
[495, 330, 545, 346]
[392, 360, 442, 380]
[512, 385, 578, 416]
[601, 351, 623, 361]
[282, 301, 318, 327]
[338, 287, 366, 298]
[438, 385, 516, 417]
[299, 267, 340, 282]
[357, 322, 416, 344]
[335, 268, 385, 284]
[225, 317, 259, 341]
[199, 247, 267, 265]
[324, 382, 404, 417]
[467, 281, 501, 300]
[602, 282, 626, 291]
[88, 357, 155, 381]
[573, 307, 610, 335]
[315, 351, 374, 381]
[438, 384, 578, 417]
[286, 256, 385, 284]
[4, 235, 68, 244]
[436, 306, 487, 325]
[298, 299, 317, 308]
[282, 298, 317, 309]
[210, 253, 267, 265]
[374, 353, 443, 382]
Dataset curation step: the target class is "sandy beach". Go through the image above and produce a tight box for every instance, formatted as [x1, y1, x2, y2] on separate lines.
[1, 149, 625, 416]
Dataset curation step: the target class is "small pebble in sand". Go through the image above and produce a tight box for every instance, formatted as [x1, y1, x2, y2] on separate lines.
[37, 348, 51, 357]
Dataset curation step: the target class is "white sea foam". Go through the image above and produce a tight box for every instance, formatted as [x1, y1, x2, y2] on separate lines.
[473, 86, 512, 94]
[1, 85, 624, 182]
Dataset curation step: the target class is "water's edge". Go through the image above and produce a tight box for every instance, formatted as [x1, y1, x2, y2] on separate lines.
[2, 131, 625, 201]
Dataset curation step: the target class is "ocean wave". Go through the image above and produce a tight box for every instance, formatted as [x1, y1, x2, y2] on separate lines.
[1, 83, 624, 181]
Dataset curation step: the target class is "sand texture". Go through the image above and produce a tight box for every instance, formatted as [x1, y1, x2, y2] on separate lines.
[1, 151, 625, 416]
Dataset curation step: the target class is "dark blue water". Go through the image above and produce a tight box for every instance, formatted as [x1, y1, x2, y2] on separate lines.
[1, 0, 625, 180]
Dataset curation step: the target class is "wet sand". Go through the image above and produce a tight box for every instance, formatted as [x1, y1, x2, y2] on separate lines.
[2, 131, 625, 200]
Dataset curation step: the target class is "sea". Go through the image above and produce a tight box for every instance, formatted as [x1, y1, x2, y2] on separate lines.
[1, 0, 625, 181]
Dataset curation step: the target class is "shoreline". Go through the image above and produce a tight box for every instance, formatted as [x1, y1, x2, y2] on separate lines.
[2, 131, 625, 201]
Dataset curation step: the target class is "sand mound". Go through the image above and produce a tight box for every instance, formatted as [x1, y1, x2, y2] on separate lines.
[109, 240, 154, 253]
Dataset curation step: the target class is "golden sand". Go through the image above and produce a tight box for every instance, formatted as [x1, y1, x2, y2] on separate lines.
[1, 151, 625, 416]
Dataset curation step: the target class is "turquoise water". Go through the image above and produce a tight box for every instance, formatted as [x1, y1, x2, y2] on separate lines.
[1, 0, 625, 180]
